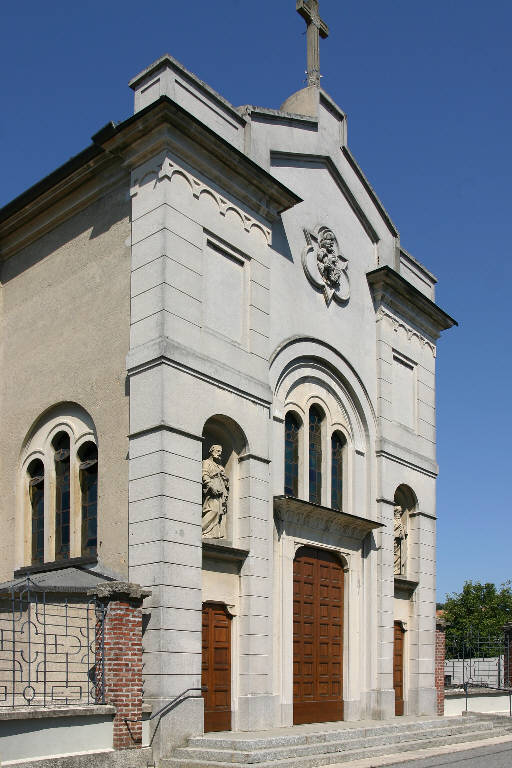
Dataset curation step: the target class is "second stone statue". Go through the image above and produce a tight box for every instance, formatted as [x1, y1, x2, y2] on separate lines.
[202, 444, 229, 539]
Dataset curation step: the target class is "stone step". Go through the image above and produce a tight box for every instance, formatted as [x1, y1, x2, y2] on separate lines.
[164, 728, 512, 768]
[185, 716, 467, 751]
[170, 720, 493, 764]
[163, 717, 512, 768]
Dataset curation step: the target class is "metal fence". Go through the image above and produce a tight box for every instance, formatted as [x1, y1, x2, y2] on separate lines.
[445, 631, 512, 690]
[0, 577, 105, 708]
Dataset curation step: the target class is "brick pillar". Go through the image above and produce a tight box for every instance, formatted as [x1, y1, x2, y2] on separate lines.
[504, 623, 512, 688]
[435, 618, 446, 716]
[91, 582, 151, 750]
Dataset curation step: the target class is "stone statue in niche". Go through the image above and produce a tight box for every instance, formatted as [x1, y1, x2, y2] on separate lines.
[302, 225, 349, 305]
[393, 505, 407, 575]
[202, 444, 229, 539]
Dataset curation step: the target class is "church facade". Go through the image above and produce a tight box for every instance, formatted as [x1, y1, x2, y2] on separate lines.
[0, 12, 455, 759]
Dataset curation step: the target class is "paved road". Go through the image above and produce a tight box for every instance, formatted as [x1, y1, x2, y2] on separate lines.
[387, 741, 512, 767]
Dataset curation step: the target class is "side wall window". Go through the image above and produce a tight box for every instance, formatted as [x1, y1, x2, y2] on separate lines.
[284, 412, 300, 497]
[21, 407, 98, 567]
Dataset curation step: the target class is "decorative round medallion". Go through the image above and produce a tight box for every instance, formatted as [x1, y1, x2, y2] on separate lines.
[301, 226, 349, 306]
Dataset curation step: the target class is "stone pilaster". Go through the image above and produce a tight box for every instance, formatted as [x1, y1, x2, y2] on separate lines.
[374, 499, 396, 718]
[236, 453, 276, 730]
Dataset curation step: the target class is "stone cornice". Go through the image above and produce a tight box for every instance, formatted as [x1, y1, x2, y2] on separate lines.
[202, 540, 249, 566]
[0, 152, 127, 261]
[0, 95, 301, 261]
[375, 436, 439, 478]
[367, 266, 457, 339]
[126, 336, 273, 408]
[103, 97, 301, 221]
[394, 576, 419, 597]
[129, 53, 246, 128]
[273, 495, 383, 540]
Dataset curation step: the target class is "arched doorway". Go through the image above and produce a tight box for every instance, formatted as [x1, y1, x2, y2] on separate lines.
[293, 546, 344, 724]
[202, 603, 232, 732]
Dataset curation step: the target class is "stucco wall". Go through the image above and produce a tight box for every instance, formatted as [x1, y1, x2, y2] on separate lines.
[0, 182, 131, 580]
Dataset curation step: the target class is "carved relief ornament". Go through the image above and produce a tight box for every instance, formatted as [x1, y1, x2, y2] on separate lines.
[376, 307, 436, 358]
[302, 226, 349, 305]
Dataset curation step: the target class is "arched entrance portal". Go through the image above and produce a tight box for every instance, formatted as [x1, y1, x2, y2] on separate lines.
[293, 546, 344, 724]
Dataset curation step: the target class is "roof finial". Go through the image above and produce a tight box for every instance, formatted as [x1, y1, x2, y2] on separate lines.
[296, 0, 329, 88]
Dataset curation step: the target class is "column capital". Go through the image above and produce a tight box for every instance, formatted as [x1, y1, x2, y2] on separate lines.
[88, 581, 151, 603]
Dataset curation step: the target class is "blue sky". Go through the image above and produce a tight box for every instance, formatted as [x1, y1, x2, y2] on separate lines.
[1, 1, 511, 600]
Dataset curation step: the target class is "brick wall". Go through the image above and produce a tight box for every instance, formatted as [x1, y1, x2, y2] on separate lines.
[92, 582, 150, 750]
[435, 619, 446, 716]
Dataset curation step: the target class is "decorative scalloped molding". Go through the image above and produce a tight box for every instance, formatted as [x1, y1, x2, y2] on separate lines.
[131, 156, 272, 245]
[376, 308, 436, 358]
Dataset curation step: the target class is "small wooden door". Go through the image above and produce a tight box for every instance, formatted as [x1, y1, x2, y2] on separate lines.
[393, 621, 405, 716]
[293, 547, 344, 725]
[202, 603, 232, 732]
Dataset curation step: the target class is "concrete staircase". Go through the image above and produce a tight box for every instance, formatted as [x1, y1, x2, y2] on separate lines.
[162, 714, 512, 768]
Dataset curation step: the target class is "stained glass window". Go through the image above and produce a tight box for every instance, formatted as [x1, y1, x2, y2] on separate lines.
[309, 406, 324, 505]
[29, 460, 44, 564]
[331, 432, 345, 510]
[54, 433, 71, 560]
[80, 443, 98, 557]
[284, 412, 300, 497]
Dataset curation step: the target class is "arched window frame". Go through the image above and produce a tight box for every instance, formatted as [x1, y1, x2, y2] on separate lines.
[18, 408, 98, 568]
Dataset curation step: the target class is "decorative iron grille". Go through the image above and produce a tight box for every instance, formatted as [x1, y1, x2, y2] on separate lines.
[445, 631, 512, 690]
[0, 577, 105, 708]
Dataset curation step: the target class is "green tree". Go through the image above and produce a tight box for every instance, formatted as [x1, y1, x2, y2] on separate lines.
[444, 581, 512, 657]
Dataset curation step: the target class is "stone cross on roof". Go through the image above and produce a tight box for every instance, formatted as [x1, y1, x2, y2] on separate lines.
[296, 0, 329, 88]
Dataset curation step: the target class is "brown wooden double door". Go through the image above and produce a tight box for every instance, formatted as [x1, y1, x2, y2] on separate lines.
[393, 621, 405, 716]
[202, 603, 232, 732]
[293, 546, 344, 724]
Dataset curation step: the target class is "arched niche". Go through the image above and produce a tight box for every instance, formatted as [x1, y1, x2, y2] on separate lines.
[202, 415, 247, 543]
[393, 485, 418, 578]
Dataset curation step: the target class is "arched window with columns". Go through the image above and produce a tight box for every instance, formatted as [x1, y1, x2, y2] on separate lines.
[19, 404, 98, 567]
